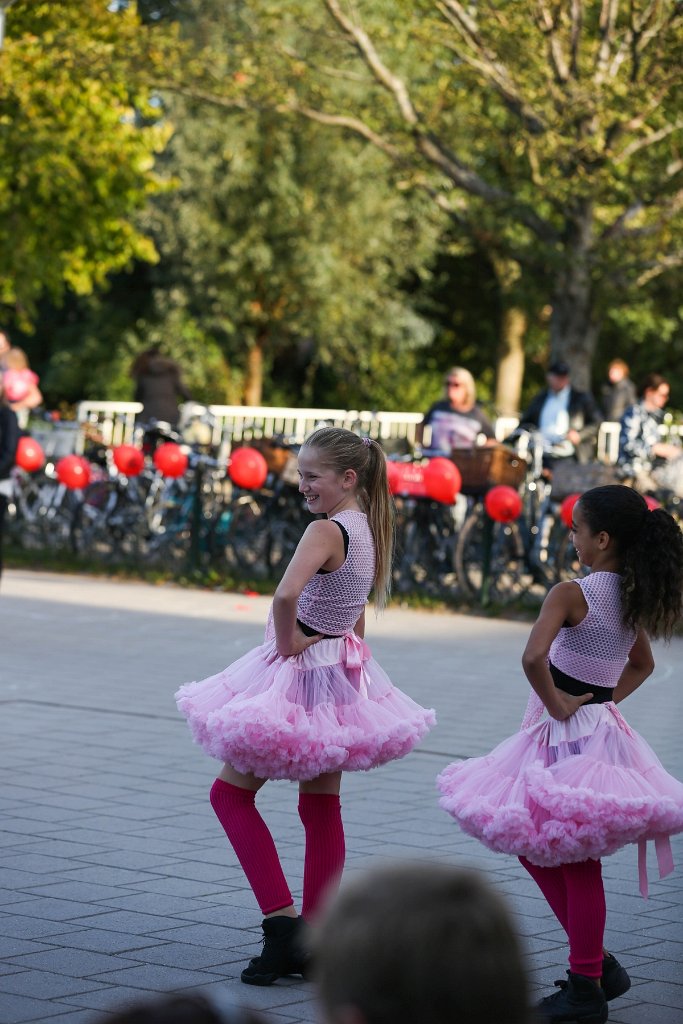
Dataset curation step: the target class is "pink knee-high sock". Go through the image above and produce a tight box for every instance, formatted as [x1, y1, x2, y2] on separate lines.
[519, 857, 569, 932]
[563, 859, 606, 979]
[298, 793, 345, 920]
[210, 779, 293, 916]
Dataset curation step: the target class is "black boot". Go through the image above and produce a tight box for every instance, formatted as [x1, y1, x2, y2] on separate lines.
[601, 953, 630, 1001]
[538, 971, 608, 1023]
[241, 915, 311, 986]
[555, 954, 630, 1003]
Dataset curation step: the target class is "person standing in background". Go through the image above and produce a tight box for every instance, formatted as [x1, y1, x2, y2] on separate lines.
[601, 359, 636, 423]
[0, 375, 20, 582]
[0, 329, 11, 370]
[130, 346, 191, 427]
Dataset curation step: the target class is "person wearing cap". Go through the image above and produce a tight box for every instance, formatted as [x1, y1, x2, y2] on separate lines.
[519, 360, 602, 468]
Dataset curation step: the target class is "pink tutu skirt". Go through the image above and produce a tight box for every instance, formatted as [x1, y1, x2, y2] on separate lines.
[437, 702, 683, 871]
[176, 628, 435, 781]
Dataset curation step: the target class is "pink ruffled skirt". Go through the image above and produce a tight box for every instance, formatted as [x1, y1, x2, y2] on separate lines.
[437, 703, 683, 869]
[176, 629, 435, 781]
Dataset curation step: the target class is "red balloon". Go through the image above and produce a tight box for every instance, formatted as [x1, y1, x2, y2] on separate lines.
[16, 436, 45, 473]
[56, 455, 92, 490]
[643, 494, 661, 511]
[386, 460, 427, 498]
[424, 456, 462, 505]
[229, 446, 268, 490]
[560, 493, 582, 529]
[113, 444, 145, 477]
[153, 442, 188, 478]
[385, 459, 400, 492]
[484, 484, 522, 523]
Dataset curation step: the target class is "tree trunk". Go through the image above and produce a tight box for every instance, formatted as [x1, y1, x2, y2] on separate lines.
[549, 204, 600, 393]
[495, 305, 527, 416]
[489, 254, 526, 416]
[243, 337, 264, 406]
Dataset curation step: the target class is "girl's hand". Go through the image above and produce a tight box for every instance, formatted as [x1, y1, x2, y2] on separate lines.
[277, 626, 323, 658]
[547, 690, 593, 721]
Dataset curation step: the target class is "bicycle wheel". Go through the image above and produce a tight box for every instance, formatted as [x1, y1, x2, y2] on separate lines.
[393, 500, 458, 599]
[455, 507, 534, 605]
[72, 480, 147, 561]
[213, 493, 273, 579]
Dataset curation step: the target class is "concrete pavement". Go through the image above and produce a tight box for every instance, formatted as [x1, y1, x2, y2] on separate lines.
[1, 569, 682, 1024]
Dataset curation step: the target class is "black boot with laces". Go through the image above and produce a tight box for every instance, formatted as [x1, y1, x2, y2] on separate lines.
[553, 954, 630, 1003]
[241, 915, 311, 986]
[538, 971, 608, 1023]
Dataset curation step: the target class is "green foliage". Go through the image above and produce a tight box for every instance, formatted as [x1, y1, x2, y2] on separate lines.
[0, 0, 174, 323]
[208, 0, 682, 374]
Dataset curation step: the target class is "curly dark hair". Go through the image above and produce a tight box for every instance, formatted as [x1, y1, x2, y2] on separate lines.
[578, 485, 683, 639]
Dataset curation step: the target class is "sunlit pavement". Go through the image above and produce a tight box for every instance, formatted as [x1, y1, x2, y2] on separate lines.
[1, 569, 682, 1024]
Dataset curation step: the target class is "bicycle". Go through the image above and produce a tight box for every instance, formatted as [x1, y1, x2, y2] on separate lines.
[454, 437, 572, 606]
[6, 462, 84, 552]
[210, 437, 314, 581]
[387, 451, 467, 600]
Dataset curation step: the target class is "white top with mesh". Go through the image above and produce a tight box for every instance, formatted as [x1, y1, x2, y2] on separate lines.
[549, 571, 636, 687]
[296, 510, 375, 636]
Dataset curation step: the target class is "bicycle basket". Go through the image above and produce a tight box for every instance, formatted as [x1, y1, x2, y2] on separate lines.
[449, 446, 527, 495]
[550, 460, 620, 500]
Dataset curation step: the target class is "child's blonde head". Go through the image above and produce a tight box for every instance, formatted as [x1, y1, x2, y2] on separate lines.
[301, 427, 394, 610]
[4, 347, 29, 370]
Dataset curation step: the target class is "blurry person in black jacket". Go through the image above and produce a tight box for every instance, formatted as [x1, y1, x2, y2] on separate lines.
[519, 360, 602, 468]
[131, 346, 192, 427]
[0, 375, 20, 581]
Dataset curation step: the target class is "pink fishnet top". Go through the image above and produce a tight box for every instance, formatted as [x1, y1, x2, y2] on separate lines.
[521, 571, 636, 729]
[296, 510, 375, 636]
[549, 572, 636, 687]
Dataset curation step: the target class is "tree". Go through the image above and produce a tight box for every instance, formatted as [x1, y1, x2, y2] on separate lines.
[0, 1, 176, 324]
[186, 0, 682, 401]
[125, 0, 444, 409]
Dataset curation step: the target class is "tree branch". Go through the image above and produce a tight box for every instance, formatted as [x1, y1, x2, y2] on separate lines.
[282, 101, 403, 161]
[322, 0, 557, 242]
[616, 117, 683, 162]
[323, 0, 418, 125]
[595, 0, 619, 83]
[534, 1, 570, 83]
[636, 253, 683, 287]
[436, 2, 546, 133]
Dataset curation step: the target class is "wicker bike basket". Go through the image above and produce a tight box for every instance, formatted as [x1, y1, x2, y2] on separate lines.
[450, 445, 527, 495]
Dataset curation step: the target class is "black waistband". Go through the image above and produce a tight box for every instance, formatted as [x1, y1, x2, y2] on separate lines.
[549, 662, 614, 704]
[297, 618, 338, 639]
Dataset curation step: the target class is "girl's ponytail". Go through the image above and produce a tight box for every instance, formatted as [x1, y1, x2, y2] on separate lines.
[579, 485, 683, 639]
[361, 440, 394, 611]
[622, 508, 683, 639]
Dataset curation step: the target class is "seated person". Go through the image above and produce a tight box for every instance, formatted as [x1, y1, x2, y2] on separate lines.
[519, 359, 601, 468]
[619, 372, 683, 495]
[419, 366, 496, 451]
[314, 861, 531, 1024]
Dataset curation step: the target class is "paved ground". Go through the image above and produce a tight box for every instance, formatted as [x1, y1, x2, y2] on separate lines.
[1, 568, 682, 1024]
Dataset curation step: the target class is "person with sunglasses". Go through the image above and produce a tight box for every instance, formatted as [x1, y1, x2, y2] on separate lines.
[418, 366, 496, 452]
